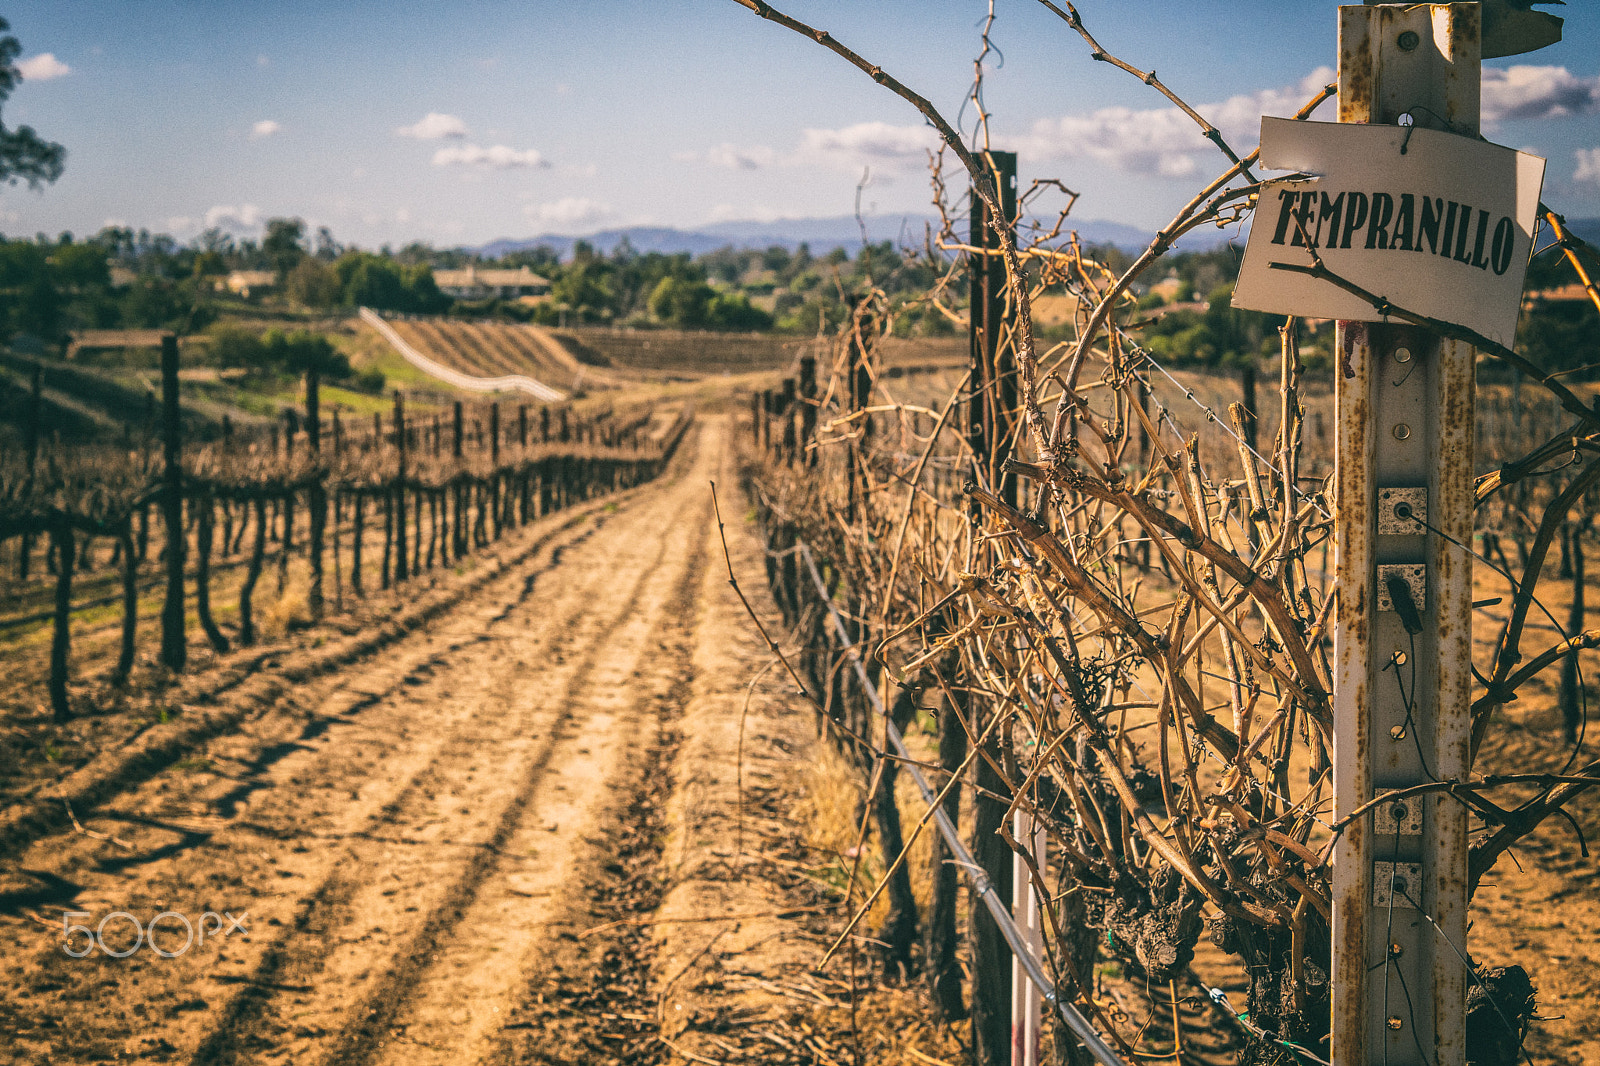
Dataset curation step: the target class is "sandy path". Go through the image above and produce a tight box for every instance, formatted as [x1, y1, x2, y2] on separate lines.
[0, 416, 749, 1066]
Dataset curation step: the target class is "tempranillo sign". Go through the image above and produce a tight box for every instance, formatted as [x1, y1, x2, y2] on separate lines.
[1232, 117, 1545, 350]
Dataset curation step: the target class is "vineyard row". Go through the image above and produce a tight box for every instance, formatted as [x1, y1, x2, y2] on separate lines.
[1, 338, 690, 722]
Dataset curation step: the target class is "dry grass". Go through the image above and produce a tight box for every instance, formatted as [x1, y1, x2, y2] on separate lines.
[793, 709, 941, 936]
[262, 582, 312, 638]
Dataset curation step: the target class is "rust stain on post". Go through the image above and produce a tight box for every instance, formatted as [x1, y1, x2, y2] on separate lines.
[1333, 8, 1477, 1065]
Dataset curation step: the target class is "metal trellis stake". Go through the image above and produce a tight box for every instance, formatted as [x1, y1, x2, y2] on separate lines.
[1333, 6, 1482, 1063]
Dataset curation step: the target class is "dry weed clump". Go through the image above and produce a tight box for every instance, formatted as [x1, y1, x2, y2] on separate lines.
[262, 584, 313, 638]
[793, 733, 940, 936]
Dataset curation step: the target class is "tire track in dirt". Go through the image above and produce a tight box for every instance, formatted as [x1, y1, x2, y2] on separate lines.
[0, 422, 715, 1066]
[472, 419, 725, 1066]
[315, 503, 712, 1066]
[0, 510, 609, 898]
[359, 480, 713, 1066]
[184, 437, 711, 1065]
[0, 501, 615, 863]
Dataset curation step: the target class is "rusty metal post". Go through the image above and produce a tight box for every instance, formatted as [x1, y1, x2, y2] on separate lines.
[1332, 7, 1478, 1065]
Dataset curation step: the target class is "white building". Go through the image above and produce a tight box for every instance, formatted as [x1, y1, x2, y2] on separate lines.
[434, 265, 551, 301]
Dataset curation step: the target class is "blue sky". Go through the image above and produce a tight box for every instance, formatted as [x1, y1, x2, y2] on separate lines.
[1, 1, 1596, 250]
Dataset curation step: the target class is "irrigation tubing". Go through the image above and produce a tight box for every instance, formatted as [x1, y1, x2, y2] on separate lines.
[797, 541, 1129, 1066]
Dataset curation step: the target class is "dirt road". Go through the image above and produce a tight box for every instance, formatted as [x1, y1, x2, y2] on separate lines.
[0, 413, 809, 1066]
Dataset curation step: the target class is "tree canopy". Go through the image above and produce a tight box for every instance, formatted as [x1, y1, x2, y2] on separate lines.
[0, 19, 65, 188]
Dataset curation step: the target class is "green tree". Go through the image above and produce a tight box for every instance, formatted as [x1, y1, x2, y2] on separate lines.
[48, 239, 110, 290]
[191, 249, 227, 281]
[119, 276, 185, 330]
[1142, 283, 1279, 368]
[263, 217, 307, 279]
[339, 253, 408, 309]
[0, 239, 58, 336]
[208, 322, 267, 369]
[264, 329, 350, 377]
[286, 257, 342, 308]
[313, 225, 341, 261]
[553, 259, 615, 322]
[0, 19, 65, 187]
[649, 275, 714, 328]
[334, 251, 448, 314]
[706, 292, 773, 331]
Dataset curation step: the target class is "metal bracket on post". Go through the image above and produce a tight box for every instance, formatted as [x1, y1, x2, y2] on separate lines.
[1377, 487, 1429, 535]
[1375, 564, 1427, 615]
[1333, 6, 1478, 1066]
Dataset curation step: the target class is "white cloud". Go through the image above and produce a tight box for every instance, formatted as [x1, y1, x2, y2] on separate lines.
[249, 119, 282, 140]
[1024, 106, 1205, 178]
[433, 143, 546, 168]
[203, 203, 264, 234]
[164, 216, 193, 234]
[1576, 148, 1600, 188]
[1211, 68, 1337, 144]
[397, 112, 469, 140]
[1013, 65, 1596, 181]
[800, 121, 939, 166]
[1022, 67, 1335, 178]
[706, 143, 777, 170]
[18, 53, 70, 81]
[1482, 66, 1600, 124]
[523, 197, 611, 228]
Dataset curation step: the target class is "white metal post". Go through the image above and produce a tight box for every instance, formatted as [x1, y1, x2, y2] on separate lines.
[1011, 810, 1046, 1066]
[1332, 6, 1478, 1065]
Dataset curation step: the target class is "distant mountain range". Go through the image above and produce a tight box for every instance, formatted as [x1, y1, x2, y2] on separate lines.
[472, 213, 1600, 263]
[473, 213, 1204, 261]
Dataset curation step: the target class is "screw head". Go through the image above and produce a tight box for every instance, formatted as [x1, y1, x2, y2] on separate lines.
[1397, 30, 1421, 51]
[1393, 423, 1412, 440]
[1394, 346, 1413, 364]
[1390, 942, 1404, 959]
[1390, 725, 1408, 740]
[1388, 1015, 1405, 1031]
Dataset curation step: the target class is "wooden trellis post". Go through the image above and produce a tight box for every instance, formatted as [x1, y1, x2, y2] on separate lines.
[393, 391, 408, 583]
[158, 333, 186, 671]
[967, 147, 1025, 1066]
[969, 149, 1018, 510]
